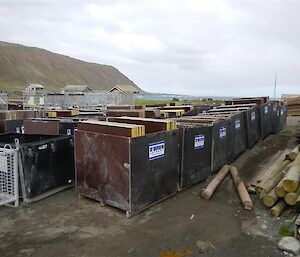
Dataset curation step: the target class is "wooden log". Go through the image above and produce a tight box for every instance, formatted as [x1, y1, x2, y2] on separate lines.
[274, 163, 293, 198]
[230, 166, 253, 210]
[270, 200, 287, 218]
[201, 165, 230, 200]
[256, 150, 290, 192]
[275, 179, 287, 198]
[286, 152, 298, 161]
[247, 151, 283, 193]
[295, 195, 300, 212]
[285, 186, 300, 205]
[283, 162, 300, 193]
[263, 189, 278, 207]
[259, 160, 291, 198]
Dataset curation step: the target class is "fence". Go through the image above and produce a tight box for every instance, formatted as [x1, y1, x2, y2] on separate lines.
[23, 92, 135, 109]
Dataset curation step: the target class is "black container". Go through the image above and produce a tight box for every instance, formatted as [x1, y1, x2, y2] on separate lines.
[206, 112, 246, 161]
[270, 101, 281, 134]
[0, 133, 75, 203]
[258, 102, 272, 139]
[279, 103, 287, 130]
[214, 105, 260, 148]
[211, 119, 230, 172]
[178, 125, 212, 188]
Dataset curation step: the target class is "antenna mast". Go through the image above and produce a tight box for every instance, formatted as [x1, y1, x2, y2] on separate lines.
[273, 72, 277, 98]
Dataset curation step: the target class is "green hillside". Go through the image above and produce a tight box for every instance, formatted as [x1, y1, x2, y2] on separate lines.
[0, 41, 139, 91]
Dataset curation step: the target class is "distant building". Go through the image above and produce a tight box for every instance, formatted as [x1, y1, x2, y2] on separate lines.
[109, 84, 140, 94]
[61, 85, 93, 94]
[25, 83, 44, 94]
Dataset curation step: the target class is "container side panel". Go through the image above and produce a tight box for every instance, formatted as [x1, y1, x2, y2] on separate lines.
[75, 131, 130, 211]
[130, 130, 178, 213]
[180, 126, 212, 187]
[20, 136, 74, 198]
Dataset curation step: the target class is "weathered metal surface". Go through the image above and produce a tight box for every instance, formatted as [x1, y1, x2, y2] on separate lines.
[16, 110, 37, 119]
[210, 105, 260, 148]
[106, 110, 145, 118]
[210, 119, 230, 172]
[0, 133, 74, 200]
[178, 125, 212, 187]
[0, 119, 24, 133]
[279, 103, 287, 130]
[204, 112, 246, 160]
[258, 102, 272, 139]
[130, 130, 178, 213]
[75, 131, 130, 211]
[24, 120, 60, 135]
[78, 120, 143, 138]
[270, 101, 281, 134]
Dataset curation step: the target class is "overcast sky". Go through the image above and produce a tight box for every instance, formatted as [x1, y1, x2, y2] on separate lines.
[0, 0, 299, 97]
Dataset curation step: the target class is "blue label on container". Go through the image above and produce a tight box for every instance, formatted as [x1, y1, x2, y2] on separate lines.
[235, 119, 241, 129]
[251, 112, 256, 121]
[194, 134, 205, 149]
[219, 127, 226, 138]
[149, 141, 165, 160]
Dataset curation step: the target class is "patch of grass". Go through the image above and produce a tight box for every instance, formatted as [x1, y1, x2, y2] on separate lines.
[279, 224, 294, 237]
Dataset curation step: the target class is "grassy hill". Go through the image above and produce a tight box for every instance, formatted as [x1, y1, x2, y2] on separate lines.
[0, 41, 139, 91]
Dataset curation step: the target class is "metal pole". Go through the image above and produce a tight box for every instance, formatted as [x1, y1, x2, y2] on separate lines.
[273, 72, 277, 98]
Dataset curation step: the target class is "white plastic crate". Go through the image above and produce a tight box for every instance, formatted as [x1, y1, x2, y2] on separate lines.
[0, 143, 19, 207]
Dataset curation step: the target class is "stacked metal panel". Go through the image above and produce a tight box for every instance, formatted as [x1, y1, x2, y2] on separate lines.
[225, 97, 272, 139]
[75, 120, 179, 216]
[215, 104, 260, 148]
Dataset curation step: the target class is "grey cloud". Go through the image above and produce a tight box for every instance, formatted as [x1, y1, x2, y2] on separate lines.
[0, 0, 299, 96]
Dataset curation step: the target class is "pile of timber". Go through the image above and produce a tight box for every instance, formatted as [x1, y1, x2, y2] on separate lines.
[252, 145, 300, 217]
[285, 97, 300, 116]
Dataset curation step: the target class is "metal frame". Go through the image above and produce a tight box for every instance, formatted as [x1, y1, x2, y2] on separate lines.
[0, 139, 19, 207]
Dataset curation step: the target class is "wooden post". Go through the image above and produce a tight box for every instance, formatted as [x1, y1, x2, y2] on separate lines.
[283, 164, 300, 193]
[259, 160, 291, 198]
[270, 200, 286, 218]
[201, 165, 230, 200]
[230, 166, 253, 210]
[284, 186, 300, 205]
[263, 188, 278, 207]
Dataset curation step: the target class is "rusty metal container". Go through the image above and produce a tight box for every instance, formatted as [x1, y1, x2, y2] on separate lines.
[75, 129, 179, 216]
[24, 119, 78, 135]
[0, 133, 74, 203]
